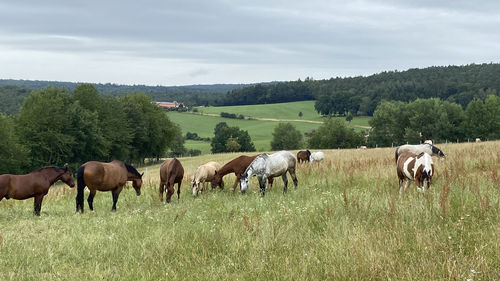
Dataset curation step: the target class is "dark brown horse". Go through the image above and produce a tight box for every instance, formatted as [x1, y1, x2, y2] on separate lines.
[76, 160, 143, 213]
[211, 155, 273, 192]
[0, 166, 75, 216]
[296, 150, 311, 163]
[159, 158, 184, 203]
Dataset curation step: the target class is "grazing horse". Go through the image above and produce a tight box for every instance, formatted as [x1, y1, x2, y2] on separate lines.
[397, 152, 434, 194]
[296, 150, 311, 163]
[240, 151, 298, 196]
[310, 151, 325, 163]
[159, 158, 184, 203]
[395, 143, 445, 164]
[76, 160, 143, 213]
[0, 166, 75, 216]
[210, 155, 274, 192]
[192, 161, 222, 197]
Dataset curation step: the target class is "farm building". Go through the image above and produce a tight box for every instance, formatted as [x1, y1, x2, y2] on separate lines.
[155, 101, 184, 109]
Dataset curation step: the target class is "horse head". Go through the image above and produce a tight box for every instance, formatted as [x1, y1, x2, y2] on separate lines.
[131, 172, 143, 196]
[211, 170, 222, 189]
[240, 172, 250, 194]
[192, 180, 200, 197]
[61, 166, 75, 188]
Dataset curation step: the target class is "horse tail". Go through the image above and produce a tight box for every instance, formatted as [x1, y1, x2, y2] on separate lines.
[395, 147, 399, 164]
[76, 165, 86, 212]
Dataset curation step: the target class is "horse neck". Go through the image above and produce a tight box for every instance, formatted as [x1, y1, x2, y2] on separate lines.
[217, 163, 234, 176]
[39, 168, 64, 185]
[127, 171, 140, 181]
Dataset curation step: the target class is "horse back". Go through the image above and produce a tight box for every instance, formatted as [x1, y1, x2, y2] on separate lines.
[162, 158, 184, 184]
[82, 161, 127, 189]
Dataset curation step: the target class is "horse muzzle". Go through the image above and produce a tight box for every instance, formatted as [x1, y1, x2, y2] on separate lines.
[136, 191, 141, 196]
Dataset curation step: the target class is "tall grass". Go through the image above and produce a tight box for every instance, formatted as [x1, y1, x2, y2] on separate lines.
[1, 142, 498, 280]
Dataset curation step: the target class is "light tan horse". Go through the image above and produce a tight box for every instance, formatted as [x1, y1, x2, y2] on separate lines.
[192, 161, 222, 197]
[159, 158, 184, 203]
[76, 160, 143, 213]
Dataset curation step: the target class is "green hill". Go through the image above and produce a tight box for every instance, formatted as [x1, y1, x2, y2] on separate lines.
[167, 101, 371, 154]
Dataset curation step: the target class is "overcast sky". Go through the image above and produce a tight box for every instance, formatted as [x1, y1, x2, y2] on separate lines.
[1, 0, 499, 86]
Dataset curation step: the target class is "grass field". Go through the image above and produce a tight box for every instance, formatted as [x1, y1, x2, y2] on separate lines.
[1, 141, 498, 280]
[168, 101, 371, 153]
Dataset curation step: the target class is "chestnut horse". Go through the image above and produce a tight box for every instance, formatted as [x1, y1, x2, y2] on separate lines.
[211, 155, 273, 192]
[0, 166, 75, 215]
[159, 158, 184, 203]
[296, 150, 311, 163]
[76, 160, 143, 213]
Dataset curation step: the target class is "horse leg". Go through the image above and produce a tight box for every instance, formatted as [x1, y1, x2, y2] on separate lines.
[166, 182, 174, 203]
[282, 174, 289, 194]
[33, 195, 43, 216]
[258, 176, 267, 196]
[111, 186, 123, 211]
[232, 176, 240, 193]
[159, 183, 165, 202]
[289, 169, 298, 189]
[87, 189, 96, 211]
[177, 181, 181, 200]
[268, 177, 274, 189]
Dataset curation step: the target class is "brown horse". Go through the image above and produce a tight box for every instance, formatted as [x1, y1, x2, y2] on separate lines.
[296, 150, 311, 163]
[0, 166, 75, 216]
[211, 155, 274, 192]
[76, 160, 143, 213]
[159, 158, 184, 203]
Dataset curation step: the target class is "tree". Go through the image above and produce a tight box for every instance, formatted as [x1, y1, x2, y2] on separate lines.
[345, 112, 353, 122]
[270, 123, 303, 150]
[298, 111, 303, 118]
[210, 122, 255, 153]
[0, 113, 27, 173]
[226, 138, 241, 152]
[15, 87, 76, 168]
[308, 119, 364, 149]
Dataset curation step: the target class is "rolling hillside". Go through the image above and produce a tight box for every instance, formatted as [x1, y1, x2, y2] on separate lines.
[167, 101, 371, 154]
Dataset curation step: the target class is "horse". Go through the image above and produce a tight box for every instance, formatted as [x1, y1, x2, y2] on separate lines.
[192, 161, 222, 197]
[395, 143, 445, 164]
[0, 166, 75, 216]
[240, 150, 298, 196]
[210, 155, 274, 192]
[159, 158, 184, 203]
[296, 150, 311, 163]
[396, 152, 434, 194]
[76, 160, 143, 213]
[310, 151, 325, 163]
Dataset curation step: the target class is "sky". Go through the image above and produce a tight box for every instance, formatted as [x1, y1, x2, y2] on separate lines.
[1, 0, 499, 86]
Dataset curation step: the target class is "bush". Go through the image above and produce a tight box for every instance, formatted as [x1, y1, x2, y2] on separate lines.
[271, 123, 303, 150]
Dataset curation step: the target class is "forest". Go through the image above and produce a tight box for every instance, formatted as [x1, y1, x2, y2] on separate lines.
[2, 63, 499, 117]
[0, 84, 181, 174]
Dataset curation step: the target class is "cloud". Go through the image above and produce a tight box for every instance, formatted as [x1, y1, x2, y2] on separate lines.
[0, 0, 499, 85]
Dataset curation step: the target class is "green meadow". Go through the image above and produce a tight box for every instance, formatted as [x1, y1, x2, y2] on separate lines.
[1, 141, 498, 280]
[168, 101, 371, 153]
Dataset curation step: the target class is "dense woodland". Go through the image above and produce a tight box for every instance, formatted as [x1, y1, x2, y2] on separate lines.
[2, 63, 500, 117]
[0, 84, 182, 174]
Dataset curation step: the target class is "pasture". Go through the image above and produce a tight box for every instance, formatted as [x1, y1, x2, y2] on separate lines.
[168, 101, 371, 153]
[0, 141, 499, 280]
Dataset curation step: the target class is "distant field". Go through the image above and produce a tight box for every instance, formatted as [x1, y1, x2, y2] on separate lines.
[168, 101, 371, 153]
[1, 141, 498, 280]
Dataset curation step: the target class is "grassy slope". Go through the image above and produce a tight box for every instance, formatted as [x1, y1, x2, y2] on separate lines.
[168, 101, 371, 153]
[1, 141, 499, 280]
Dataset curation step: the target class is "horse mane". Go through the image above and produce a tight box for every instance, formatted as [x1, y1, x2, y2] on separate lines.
[124, 163, 142, 177]
[34, 166, 66, 173]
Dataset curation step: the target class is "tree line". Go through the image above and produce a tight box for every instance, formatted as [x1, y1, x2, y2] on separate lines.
[0, 84, 181, 174]
[367, 95, 500, 147]
[3, 64, 500, 117]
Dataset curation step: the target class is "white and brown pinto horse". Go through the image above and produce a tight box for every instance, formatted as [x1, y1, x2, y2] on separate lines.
[395, 143, 445, 164]
[396, 152, 434, 193]
[191, 161, 222, 197]
[240, 150, 298, 196]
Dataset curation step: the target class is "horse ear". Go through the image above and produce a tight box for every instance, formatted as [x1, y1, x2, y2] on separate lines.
[214, 170, 217, 175]
[141, 172, 144, 177]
